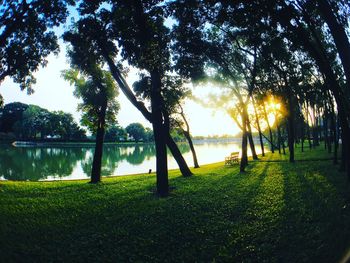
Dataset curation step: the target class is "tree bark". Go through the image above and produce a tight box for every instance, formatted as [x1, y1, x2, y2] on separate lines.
[251, 96, 265, 156]
[262, 101, 274, 153]
[183, 131, 200, 168]
[277, 122, 282, 154]
[246, 112, 258, 160]
[151, 70, 169, 197]
[285, 82, 295, 163]
[179, 105, 199, 168]
[334, 114, 339, 164]
[305, 102, 313, 149]
[240, 115, 248, 172]
[90, 105, 107, 184]
[163, 113, 193, 177]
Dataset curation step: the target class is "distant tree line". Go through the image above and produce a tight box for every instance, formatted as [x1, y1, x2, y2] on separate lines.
[0, 102, 157, 143]
[0, 102, 86, 140]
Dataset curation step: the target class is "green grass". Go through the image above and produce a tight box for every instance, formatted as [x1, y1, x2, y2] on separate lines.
[1, 146, 350, 262]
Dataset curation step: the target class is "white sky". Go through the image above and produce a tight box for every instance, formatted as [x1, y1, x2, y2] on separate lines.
[1, 41, 240, 137]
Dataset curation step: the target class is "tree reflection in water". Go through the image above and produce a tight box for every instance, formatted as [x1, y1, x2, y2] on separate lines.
[0, 146, 85, 181]
[0, 143, 191, 181]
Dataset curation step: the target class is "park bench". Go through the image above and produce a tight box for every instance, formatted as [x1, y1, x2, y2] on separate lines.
[225, 152, 240, 165]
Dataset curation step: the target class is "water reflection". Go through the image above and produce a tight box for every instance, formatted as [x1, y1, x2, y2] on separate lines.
[0, 140, 262, 181]
[0, 146, 85, 181]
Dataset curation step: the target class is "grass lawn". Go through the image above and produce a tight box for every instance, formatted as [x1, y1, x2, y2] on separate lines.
[1, 145, 350, 262]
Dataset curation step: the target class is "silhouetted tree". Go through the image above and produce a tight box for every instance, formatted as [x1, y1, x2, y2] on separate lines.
[0, 0, 74, 92]
[63, 68, 119, 183]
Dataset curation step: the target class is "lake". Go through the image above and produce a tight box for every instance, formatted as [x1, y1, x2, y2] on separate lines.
[0, 139, 264, 181]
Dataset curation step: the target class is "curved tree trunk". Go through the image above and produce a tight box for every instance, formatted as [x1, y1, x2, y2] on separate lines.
[183, 130, 200, 168]
[178, 105, 200, 168]
[166, 132, 193, 177]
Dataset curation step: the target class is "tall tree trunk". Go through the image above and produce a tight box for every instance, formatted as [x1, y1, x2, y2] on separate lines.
[332, 111, 338, 164]
[251, 96, 265, 156]
[305, 102, 313, 149]
[312, 106, 320, 146]
[165, 133, 193, 176]
[91, 105, 107, 184]
[323, 104, 332, 153]
[240, 115, 248, 172]
[163, 113, 193, 177]
[338, 110, 347, 172]
[285, 82, 295, 163]
[151, 70, 169, 197]
[183, 131, 200, 168]
[301, 115, 305, 152]
[280, 124, 286, 155]
[262, 101, 274, 153]
[287, 117, 295, 163]
[178, 105, 200, 168]
[277, 122, 282, 154]
[246, 112, 258, 160]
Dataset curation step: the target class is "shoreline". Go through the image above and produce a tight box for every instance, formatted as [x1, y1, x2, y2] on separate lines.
[0, 161, 226, 183]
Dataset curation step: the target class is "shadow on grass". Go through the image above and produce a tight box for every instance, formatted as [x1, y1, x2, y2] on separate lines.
[277, 161, 350, 263]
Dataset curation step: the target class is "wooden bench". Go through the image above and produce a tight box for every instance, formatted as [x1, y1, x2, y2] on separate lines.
[225, 152, 240, 165]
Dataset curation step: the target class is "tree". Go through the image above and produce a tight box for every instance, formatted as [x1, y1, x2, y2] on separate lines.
[13, 104, 51, 139]
[105, 124, 127, 142]
[63, 0, 193, 196]
[144, 127, 154, 142]
[63, 68, 119, 183]
[126, 123, 146, 143]
[172, 104, 200, 168]
[0, 102, 28, 133]
[133, 73, 200, 167]
[0, 0, 74, 92]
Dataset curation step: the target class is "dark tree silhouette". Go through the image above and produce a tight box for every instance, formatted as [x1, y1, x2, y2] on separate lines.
[63, 69, 119, 184]
[0, 0, 74, 92]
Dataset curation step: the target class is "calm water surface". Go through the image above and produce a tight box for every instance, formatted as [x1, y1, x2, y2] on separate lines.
[0, 140, 263, 181]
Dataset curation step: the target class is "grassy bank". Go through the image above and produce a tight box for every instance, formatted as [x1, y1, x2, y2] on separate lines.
[1, 146, 350, 262]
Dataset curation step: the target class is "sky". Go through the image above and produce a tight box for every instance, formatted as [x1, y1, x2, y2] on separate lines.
[1, 40, 240, 137]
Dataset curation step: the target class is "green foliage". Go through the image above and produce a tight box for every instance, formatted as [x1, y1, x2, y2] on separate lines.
[0, 0, 75, 92]
[170, 127, 186, 142]
[0, 102, 28, 133]
[105, 124, 127, 142]
[1, 146, 350, 262]
[62, 68, 119, 134]
[125, 123, 147, 142]
[0, 102, 85, 140]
